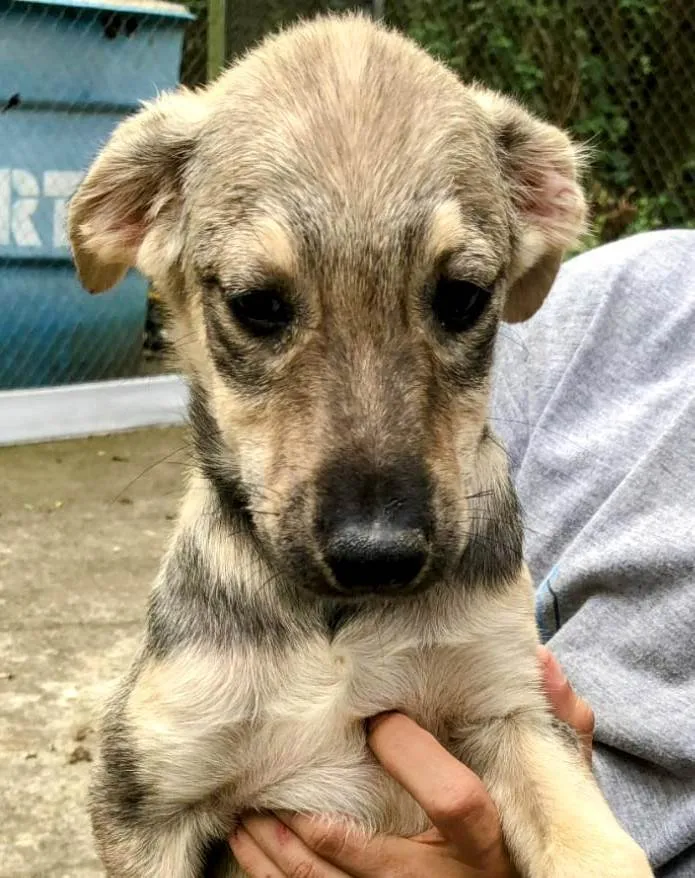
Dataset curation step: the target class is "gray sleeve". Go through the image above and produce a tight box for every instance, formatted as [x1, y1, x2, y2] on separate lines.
[659, 848, 695, 878]
[490, 230, 695, 875]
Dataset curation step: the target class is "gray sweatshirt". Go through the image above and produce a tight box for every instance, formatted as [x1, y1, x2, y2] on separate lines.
[491, 230, 695, 876]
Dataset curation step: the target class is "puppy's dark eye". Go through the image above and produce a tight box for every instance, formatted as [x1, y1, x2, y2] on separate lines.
[432, 277, 491, 334]
[228, 289, 293, 338]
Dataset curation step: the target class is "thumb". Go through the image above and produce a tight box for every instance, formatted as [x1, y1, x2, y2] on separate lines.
[538, 646, 594, 763]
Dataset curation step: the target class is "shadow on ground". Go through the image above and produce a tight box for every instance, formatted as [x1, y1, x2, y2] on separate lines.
[0, 427, 187, 877]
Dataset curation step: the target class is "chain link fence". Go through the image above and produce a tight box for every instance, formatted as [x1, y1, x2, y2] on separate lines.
[386, 0, 695, 246]
[1, 0, 693, 389]
[0, 0, 203, 389]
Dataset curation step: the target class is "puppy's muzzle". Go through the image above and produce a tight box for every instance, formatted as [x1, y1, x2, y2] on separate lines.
[316, 457, 433, 596]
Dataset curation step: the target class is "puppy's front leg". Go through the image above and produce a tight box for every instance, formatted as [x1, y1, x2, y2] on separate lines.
[90, 649, 248, 878]
[455, 714, 652, 878]
[90, 773, 209, 878]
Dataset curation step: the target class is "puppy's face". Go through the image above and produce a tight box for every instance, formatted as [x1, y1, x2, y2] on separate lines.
[69, 15, 585, 600]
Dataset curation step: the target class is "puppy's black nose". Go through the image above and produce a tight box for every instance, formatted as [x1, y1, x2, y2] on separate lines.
[316, 457, 432, 594]
[323, 522, 428, 593]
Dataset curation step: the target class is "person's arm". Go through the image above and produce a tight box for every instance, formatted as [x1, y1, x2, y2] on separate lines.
[230, 648, 595, 878]
[491, 231, 695, 875]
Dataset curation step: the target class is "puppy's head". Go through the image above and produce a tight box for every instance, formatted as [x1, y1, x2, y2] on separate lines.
[69, 15, 585, 601]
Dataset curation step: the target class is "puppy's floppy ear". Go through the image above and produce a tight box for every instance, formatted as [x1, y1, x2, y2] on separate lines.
[68, 89, 209, 293]
[471, 87, 587, 323]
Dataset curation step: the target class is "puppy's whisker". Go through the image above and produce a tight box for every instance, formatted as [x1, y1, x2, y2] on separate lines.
[111, 443, 193, 503]
[245, 486, 286, 504]
[496, 327, 530, 352]
[458, 518, 554, 540]
[460, 531, 524, 558]
[254, 570, 289, 603]
[463, 489, 495, 500]
[487, 416, 606, 461]
[171, 329, 201, 345]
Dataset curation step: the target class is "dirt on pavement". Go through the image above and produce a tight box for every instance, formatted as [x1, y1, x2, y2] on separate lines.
[0, 427, 188, 877]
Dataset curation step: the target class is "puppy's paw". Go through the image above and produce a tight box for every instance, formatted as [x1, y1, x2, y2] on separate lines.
[542, 838, 653, 878]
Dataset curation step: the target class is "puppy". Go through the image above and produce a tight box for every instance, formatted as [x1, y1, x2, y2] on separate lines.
[68, 13, 653, 878]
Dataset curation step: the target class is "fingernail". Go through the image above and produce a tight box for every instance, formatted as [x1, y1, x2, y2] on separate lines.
[543, 650, 567, 689]
[242, 813, 274, 829]
[240, 815, 258, 833]
[366, 710, 397, 734]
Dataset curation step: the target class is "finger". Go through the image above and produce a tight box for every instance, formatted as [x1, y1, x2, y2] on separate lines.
[538, 646, 594, 762]
[229, 826, 285, 878]
[277, 812, 407, 877]
[278, 814, 472, 878]
[242, 814, 349, 878]
[367, 713, 505, 869]
[538, 646, 595, 736]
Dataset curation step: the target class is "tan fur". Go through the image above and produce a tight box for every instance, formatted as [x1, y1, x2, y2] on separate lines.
[69, 13, 649, 878]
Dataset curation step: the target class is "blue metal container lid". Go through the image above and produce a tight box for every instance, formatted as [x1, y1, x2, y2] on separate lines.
[10, 0, 194, 20]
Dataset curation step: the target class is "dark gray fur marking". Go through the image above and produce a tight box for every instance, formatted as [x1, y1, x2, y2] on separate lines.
[457, 431, 524, 591]
[90, 683, 149, 826]
[145, 530, 306, 657]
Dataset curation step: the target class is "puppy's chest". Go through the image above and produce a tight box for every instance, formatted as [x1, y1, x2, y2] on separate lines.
[269, 635, 453, 722]
[230, 633, 469, 825]
[134, 613, 533, 827]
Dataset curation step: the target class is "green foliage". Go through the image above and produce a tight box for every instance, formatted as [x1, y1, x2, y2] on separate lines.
[180, 0, 209, 86]
[255, 1, 371, 39]
[386, 0, 695, 244]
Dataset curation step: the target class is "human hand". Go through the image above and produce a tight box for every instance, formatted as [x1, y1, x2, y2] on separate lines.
[230, 646, 594, 877]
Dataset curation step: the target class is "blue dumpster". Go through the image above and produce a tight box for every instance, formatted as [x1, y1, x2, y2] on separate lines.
[0, 0, 194, 388]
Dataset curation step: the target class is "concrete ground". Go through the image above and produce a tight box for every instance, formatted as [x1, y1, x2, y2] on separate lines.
[0, 427, 188, 877]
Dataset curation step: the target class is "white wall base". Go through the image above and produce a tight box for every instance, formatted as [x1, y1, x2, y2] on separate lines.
[0, 375, 189, 446]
